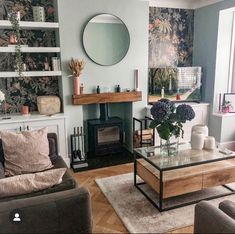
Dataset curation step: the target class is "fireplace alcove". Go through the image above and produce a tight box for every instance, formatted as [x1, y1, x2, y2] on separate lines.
[73, 92, 142, 159]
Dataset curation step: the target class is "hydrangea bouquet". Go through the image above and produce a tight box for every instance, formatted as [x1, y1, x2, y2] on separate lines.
[150, 99, 195, 156]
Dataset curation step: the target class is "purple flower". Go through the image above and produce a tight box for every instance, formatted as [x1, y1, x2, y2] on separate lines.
[150, 101, 171, 122]
[159, 98, 175, 112]
[176, 104, 195, 122]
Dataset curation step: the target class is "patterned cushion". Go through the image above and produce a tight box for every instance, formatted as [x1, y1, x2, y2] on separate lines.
[0, 128, 53, 176]
[0, 168, 66, 198]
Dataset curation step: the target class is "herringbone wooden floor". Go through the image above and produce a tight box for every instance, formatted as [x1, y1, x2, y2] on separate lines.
[73, 163, 193, 233]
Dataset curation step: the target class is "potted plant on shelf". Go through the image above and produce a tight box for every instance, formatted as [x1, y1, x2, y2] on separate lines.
[69, 58, 85, 95]
[9, 11, 23, 78]
[150, 99, 195, 157]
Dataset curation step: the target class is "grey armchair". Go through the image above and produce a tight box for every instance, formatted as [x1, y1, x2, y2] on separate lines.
[194, 200, 235, 233]
[0, 133, 92, 234]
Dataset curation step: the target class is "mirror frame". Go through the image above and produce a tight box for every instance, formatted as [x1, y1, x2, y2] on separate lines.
[82, 13, 130, 66]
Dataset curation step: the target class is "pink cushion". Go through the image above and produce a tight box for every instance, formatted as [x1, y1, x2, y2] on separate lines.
[1, 128, 53, 176]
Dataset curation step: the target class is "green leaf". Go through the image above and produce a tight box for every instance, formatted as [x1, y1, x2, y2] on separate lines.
[149, 120, 159, 129]
[157, 124, 170, 140]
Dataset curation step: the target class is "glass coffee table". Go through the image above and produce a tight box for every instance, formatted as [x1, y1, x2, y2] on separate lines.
[134, 144, 235, 212]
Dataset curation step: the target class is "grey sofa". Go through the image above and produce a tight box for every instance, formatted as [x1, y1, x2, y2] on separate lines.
[0, 133, 92, 234]
[194, 200, 235, 233]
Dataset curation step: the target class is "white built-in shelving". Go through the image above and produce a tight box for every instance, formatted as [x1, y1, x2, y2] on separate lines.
[0, 20, 61, 77]
[0, 46, 60, 53]
[0, 71, 62, 78]
[0, 20, 59, 30]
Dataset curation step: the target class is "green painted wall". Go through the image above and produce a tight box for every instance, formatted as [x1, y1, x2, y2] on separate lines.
[193, 0, 235, 104]
[193, 0, 235, 142]
[57, 0, 149, 152]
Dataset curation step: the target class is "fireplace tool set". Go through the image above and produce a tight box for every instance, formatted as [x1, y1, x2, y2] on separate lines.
[70, 126, 88, 170]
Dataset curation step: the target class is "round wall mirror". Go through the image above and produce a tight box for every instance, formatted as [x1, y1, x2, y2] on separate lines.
[83, 14, 130, 66]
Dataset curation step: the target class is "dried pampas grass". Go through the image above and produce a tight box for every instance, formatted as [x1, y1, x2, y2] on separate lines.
[69, 58, 85, 77]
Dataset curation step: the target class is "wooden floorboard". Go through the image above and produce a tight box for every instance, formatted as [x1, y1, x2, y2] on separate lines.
[72, 163, 193, 234]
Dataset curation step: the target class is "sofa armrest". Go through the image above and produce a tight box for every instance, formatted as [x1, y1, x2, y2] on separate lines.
[194, 201, 235, 234]
[219, 200, 235, 220]
[0, 186, 92, 234]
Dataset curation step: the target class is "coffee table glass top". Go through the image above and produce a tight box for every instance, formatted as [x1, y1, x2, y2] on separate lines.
[134, 143, 235, 170]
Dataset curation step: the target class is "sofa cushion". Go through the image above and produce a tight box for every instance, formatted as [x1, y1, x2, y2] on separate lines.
[1, 128, 53, 176]
[0, 168, 66, 199]
[0, 133, 58, 165]
[0, 162, 5, 179]
[219, 200, 235, 220]
[0, 157, 76, 202]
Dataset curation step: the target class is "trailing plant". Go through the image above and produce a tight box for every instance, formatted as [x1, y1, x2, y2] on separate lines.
[9, 11, 24, 78]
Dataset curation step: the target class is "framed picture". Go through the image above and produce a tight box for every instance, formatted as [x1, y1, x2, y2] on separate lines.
[148, 67, 202, 104]
[223, 93, 235, 113]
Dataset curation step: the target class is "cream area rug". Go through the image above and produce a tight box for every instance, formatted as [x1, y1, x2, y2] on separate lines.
[96, 173, 235, 234]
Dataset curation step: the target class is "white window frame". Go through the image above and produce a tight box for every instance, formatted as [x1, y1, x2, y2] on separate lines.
[228, 12, 235, 92]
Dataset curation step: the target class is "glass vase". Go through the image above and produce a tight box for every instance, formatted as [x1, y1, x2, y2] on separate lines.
[160, 136, 179, 157]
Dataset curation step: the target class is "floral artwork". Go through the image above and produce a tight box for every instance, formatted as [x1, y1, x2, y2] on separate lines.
[0, 76, 59, 113]
[149, 7, 194, 68]
[0, 0, 55, 21]
[0, 30, 56, 47]
[0, 53, 58, 71]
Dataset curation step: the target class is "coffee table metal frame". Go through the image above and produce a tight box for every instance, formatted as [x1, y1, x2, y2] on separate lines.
[134, 148, 235, 212]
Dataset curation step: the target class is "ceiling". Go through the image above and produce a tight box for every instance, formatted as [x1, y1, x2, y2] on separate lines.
[148, 0, 224, 9]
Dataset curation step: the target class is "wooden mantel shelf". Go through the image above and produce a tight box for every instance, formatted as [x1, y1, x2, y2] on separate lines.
[73, 91, 142, 105]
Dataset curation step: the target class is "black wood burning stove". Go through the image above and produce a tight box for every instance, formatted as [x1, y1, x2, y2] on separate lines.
[87, 104, 124, 157]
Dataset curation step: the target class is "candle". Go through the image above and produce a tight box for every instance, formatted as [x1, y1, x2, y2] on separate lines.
[218, 93, 221, 112]
[204, 136, 216, 150]
[135, 69, 139, 91]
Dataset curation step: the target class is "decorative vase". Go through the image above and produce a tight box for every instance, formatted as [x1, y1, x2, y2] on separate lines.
[160, 136, 179, 157]
[192, 125, 208, 137]
[22, 105, 29, 115]
[222, 106, 230, 113]
[191, 131, 205, 150]
[73, 76, 80, 95]
[9, 34, 17, 44]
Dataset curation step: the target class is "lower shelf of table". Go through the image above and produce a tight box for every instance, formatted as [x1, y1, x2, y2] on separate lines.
[136, 158, 235, 199]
